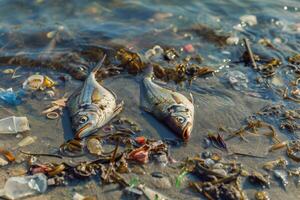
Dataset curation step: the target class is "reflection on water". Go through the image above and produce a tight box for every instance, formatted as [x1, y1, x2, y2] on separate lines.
[0, 0, 299, 199]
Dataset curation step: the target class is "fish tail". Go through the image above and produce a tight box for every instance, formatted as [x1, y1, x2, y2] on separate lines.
[92, 54, 107, 74]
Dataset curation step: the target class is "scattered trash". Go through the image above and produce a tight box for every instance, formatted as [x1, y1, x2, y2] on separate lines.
[0, 116, 30, 134]
[0, 88, 25, 105]
[183, 44, 195, 53]
[18, 136, 37, 147]
[22, 75, 56, 91]
[138, 184, 171, 200]
[225, 70, 248, 91]
[72, 192, 96, 200]
[0, 173, 47, 200]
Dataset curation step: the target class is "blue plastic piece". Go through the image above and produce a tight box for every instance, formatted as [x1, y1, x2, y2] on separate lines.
[0, 88, 25, 105]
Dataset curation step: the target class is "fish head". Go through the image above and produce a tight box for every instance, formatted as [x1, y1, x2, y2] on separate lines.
[164, 104, 193, 141]
[72, 110, 102, 139]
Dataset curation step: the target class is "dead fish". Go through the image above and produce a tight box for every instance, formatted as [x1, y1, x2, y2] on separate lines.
[141, 65, 194, 140]
[67, 55, 124, 138]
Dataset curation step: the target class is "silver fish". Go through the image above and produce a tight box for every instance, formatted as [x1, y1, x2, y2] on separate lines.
[141, 66, 194, 140]
[67, 55, 123, 138]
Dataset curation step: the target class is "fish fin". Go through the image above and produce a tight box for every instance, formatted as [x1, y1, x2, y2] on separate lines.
[92, 54, 106, 74]
[189, 92, 194, 104]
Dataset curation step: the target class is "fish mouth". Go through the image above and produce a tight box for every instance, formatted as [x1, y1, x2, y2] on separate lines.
[182, 122, 192, 141]
[75, 122, 92, 138]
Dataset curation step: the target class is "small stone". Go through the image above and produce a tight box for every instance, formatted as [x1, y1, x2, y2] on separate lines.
[16, 134, 23, 139]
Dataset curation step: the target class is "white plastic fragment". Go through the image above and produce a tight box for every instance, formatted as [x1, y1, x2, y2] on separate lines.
[240, 15, 257, 26]
[0, 116, 30, 134]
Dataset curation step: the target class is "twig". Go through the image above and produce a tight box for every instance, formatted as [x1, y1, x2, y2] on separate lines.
[20, 150, 63, 159]
[243, 38, 258, 69]
[227, 152, 266, 159]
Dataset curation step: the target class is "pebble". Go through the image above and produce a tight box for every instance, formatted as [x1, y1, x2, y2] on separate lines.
[240, 15, 257, 26]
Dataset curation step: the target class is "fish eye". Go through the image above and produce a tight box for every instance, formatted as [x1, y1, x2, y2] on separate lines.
[79, 116, 89, 124]
[176, 116, 185, 123]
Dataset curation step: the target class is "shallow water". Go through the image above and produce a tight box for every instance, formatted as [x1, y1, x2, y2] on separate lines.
[0, 0, 299, 200]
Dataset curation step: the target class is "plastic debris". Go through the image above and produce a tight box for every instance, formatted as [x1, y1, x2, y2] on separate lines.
[226, 36, 239, 45]
[145, 45, 164, 60]
[0, 88, 25, 105]
[72, 192, 96, 200]
[175, 170, 187, 188]
[0, 116, 30, 134]
[22, 75, 56, 91]
[2, 69, 14, 74]
[123, 187, 143, 198]
[240, 15, 257, 26]
[18, 136, 37, 147]
[225, 70, 248, 91]
[0, 173, 47, 200]
[138, 184, 170, 200]
[183, 44, 195, 53]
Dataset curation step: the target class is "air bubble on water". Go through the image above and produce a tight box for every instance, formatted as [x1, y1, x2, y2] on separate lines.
[283, 6, 288, 10]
